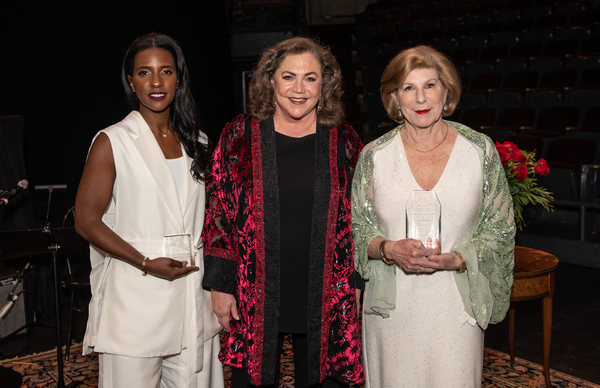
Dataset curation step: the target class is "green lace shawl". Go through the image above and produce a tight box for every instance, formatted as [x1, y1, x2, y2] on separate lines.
[352, 121, 515, 329]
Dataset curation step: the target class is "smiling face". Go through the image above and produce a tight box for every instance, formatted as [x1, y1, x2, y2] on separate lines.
[127, 47, 178, 116]
[270, 52, 323, 124]
[392, 67, 448, 131]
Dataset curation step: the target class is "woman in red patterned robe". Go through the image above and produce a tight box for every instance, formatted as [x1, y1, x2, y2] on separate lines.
[202, 37, 364, 388]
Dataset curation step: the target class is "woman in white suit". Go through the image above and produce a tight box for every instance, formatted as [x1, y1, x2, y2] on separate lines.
[74, 33, 222, 388]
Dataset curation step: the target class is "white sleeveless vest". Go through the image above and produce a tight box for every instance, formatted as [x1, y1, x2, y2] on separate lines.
[82, 111, 219, 372]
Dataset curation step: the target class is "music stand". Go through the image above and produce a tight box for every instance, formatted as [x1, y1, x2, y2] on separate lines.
[0, 228, 87, 388]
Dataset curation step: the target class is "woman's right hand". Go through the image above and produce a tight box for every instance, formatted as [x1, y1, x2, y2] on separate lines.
[384, 238, 440, 274]
[143, 257, 199, 280]
[210, 289, 240, 331]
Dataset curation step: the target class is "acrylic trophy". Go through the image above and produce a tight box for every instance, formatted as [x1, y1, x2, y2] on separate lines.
[406, 190, 441, 250]
[164, 233, 194, 266]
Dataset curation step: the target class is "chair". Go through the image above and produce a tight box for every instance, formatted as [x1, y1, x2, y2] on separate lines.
[468, 72, 502, 91]
[419, 26, 444, 40]
[525, 89, 564, 119]
[564, 89, 600, 124]
[497, 106, 536, 127]
[474, 21, 503, 35]
[537, 138, 597, 201]
[521, 29, 554, 45]
[479, 126, 521, 143]
[461, 107, 497, 130]
[553, 3, 586, 17]
[453, 47, 480, 62]
[580, 37, 600, 54]
[567, 128, 600, 164]
[453, 3, 477, 18]
[554, 26, 591, 42]
[446, 23, 473, 38]
[582, 107, 600, 128]
[504, 135, 545, 156]
[433, 38, 459, 57]
[460, 91, 487, 110]
[535, 105, 580, 135]
[464, 61, 496, 79]
[505, 0, 533, 11]
[545, 137, 597, 172]
[580, 67, 600, 87]
[60, 207, 91, 363]
[543, 38, 579, 57]
[529, 57, 565, 78]
[535, 13, 568, 30]
[488, 31, 520, 47]
[461, 35, 488, 49]
[502, 70, 539, 89]
[496, 59, 528, 76]
[488, 90, 525, 116]
[480, 44, 510, 61]
[510, 41, 543, 59]
[503, 17, 535, 33]
[477, 1, 504, 16]
[569, 10, 600, 26]
[538, 69, 578, 88]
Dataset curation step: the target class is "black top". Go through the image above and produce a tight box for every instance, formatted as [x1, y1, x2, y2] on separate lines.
[276, 130, 316, 333]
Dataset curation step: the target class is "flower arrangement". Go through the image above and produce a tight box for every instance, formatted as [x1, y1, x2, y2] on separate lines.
[495, 141, 554, 230]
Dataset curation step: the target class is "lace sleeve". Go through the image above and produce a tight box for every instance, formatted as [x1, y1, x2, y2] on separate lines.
[351, 128, 399, 318]
[453, 124, 516, 329]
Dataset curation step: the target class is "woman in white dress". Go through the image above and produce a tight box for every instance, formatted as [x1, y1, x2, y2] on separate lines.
[352, 46, 515, 387]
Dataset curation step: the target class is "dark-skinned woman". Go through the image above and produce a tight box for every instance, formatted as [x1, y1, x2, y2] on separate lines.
[74, 33, 223, 388]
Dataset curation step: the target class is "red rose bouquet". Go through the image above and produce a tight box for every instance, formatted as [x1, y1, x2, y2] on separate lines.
[495, 141, 554, 230]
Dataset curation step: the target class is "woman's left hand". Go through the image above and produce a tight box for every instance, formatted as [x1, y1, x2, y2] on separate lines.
[425, 252, 463, 271]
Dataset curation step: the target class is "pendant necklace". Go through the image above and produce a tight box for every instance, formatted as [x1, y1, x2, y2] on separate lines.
[150, 127, 169, 138]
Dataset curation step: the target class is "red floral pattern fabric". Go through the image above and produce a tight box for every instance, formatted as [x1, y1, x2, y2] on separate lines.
[202, 114, 364, 386]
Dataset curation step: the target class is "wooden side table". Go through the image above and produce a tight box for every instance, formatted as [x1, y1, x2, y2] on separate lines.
[509, 246, 559, 388]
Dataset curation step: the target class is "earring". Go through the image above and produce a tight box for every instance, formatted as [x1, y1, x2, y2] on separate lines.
[317, 97, 322, 112]
[398, 108, 403, 119]
[273, 95, 277, 107]
[443, 103, 447, 111]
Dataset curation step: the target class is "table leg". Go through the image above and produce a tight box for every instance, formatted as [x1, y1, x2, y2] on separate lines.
[508, 303, 516, 362]
[542, 294, 553, 388]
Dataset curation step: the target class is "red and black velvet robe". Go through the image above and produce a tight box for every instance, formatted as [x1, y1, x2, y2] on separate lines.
[202, 114, 364, 386]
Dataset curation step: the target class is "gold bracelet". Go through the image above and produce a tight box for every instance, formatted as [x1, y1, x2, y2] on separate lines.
[141, 256, 149, 276]
[453, 251, 467, 273]
[379, 239, 394, 265]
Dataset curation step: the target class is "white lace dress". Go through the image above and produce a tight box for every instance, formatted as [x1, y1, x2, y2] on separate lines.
[362, 132, 485, 388]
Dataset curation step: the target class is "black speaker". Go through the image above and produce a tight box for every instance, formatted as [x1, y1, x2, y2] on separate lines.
[0, 274, 27, 339]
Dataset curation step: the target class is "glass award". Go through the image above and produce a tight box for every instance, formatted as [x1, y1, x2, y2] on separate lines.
[406, 190, 441, 250]
[164, 233, 194, 266]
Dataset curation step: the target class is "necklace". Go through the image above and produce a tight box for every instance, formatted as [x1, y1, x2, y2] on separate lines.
[403, 123, 449, 153]
[150, 127, 168, 138]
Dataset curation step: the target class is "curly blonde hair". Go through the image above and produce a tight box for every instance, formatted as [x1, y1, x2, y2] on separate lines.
[380, 45, 461, 123]
[247, 36, 345, 129]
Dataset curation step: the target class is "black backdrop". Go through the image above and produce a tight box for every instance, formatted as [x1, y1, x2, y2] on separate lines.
[0, 1, 236, 226]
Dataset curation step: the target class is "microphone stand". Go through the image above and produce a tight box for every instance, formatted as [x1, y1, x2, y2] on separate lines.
[38, 185, 81, 388]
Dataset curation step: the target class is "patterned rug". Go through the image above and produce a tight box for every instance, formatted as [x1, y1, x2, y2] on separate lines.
[0, 341, 598, 387]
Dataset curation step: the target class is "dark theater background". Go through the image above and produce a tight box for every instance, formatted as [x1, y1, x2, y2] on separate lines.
[0, 2, 235, 225]
[1, 0, 600, 386]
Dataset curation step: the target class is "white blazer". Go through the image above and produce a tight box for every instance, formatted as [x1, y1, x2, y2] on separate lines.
[82, 111, 220, 372]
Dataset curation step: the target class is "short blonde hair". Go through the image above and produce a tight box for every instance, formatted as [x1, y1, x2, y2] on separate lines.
[380, 45, 461, 123]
